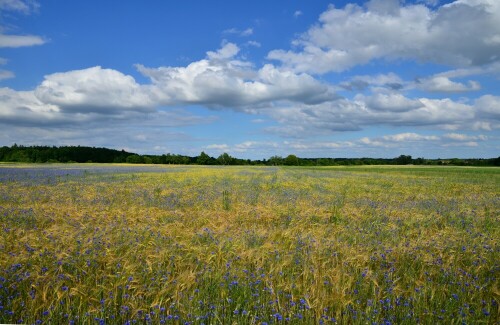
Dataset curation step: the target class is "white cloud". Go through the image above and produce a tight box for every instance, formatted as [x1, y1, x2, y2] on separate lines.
[207, 141, 279, 155]
[234, 141, 257, 152]
[443, 133, 487, 141]
[265, 99, 364, 137]
[471, 121, 493, 131]
[474, 95, 500, 120]
[382, 133, 439, 142]
[241, 28, 253, 36]
[0, 1, 45, 48]
[0, 43, 335, 131]
[340, 73, 404, 91]
[0, 69, 14, 80]
[416, 76, 481, 92]
[0, 34, 45, 48]
[263, 93, 491, 138]
[294, 10, 303, 18]
[0, 87, 63, 125]
[206, 42, 240, 60]
[136, 42, 335, 109]
[268, 0, 500, 73]
[354, 132, 484, 150]
[285, 140, 355, 150]
[431, 62, 500, 79]
[1, 39, 497, 156]
[418, 0, 441, 6]
[442, 141, 479, 147]
[0, 0, 39, 14]
[222, 27, 253, 37]
[251, 118, 266, 123]
[360, 93, 424, 112]
[199, 131, 493, 157]
[206, 144, 230, 151]
[34, 66, 155, 113]
[341, 64, 498, 94]
[246, 40, 261, 48]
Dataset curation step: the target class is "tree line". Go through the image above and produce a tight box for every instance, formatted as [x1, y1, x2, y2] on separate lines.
[0, 145, 499, 166]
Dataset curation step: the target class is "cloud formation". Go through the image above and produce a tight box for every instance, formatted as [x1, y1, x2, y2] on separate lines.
[223, 27, 253, 37]
[0, 87, 62, 126]
[0, 0, 39, 14]
[0, 34, 45, 48]
[34, 66, 155, 113]
[0, 43, 335, 130]
[264, 93, 498, 138]
[1, 39, 498, 144]
[0, 69, 14, 80]
[136, 43, 335, 109]
[203, 130, 490, 158]
[268, 0, 500, 73]
[1, 1, 498, 157]
[416, 76, 481, 93]
[0, 0, 45, 48]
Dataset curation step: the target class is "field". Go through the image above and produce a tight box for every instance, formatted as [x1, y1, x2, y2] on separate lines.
[0, 164, 498, 324]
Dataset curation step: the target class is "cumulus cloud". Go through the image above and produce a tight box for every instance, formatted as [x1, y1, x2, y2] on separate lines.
[341, 64, 497, 94]
[206, 42, 241, 60]
[360, 93, 424, 112]
[263, 93, 492, 138]
[1, 40, 497, 155]
[474, 95, 500, 120]
[0, 87, 63, 126]
[0, 43, 336, 131]
[357, 131, 485, 150]
[268, 0, 500, 73]
[416, 76, 480, 92]
[34, 66, 155, 113]
[431, 62, 500, 79]
[136, 42, 336, 109]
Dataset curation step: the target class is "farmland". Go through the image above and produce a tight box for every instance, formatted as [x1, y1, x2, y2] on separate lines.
[0, 164, 498, 324]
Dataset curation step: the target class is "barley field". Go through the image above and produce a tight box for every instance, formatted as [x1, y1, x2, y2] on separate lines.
[0, 164, 498, 324]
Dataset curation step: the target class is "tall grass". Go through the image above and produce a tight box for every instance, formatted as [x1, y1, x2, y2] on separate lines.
[0, 165, 498, 324]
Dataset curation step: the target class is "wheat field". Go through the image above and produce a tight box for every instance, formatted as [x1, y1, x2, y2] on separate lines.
[0, 164, 498, 324]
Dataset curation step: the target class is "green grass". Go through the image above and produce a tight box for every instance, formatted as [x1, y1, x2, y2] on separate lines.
[0, 165, 498, 324]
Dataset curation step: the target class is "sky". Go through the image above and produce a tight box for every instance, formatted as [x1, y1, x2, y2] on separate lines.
[0, 0, 499, 159]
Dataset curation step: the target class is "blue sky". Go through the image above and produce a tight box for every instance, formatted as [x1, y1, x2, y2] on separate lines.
[0, 0, 499, 159]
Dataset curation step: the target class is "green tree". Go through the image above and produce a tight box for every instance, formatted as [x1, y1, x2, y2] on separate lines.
[268, 155, 283, 166]
[196, 151, 212, 165]
[126, 155, 144, 164]
[12, 151, 31, 162]
[284, 154, 299, 166]
[395, 155, 413, 165]
[217, 152, 233, 165]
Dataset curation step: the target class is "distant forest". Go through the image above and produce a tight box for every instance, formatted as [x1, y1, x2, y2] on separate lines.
[0, 144, 499, 166]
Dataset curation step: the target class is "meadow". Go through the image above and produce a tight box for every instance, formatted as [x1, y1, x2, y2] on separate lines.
[0, 164, 498, 324]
